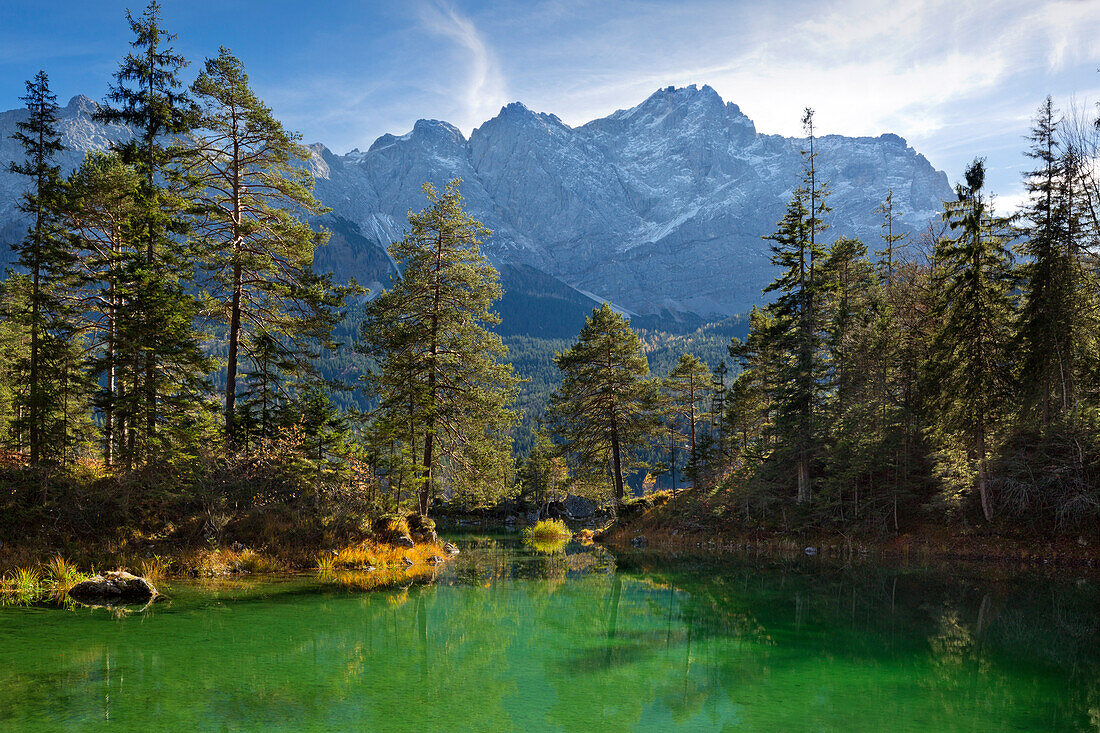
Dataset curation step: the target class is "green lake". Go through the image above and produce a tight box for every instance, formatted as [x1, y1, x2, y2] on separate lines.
[0, 536, 1096, 731]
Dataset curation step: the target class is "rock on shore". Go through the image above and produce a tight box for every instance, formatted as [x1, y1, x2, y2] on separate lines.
[68, 571, 158, 603]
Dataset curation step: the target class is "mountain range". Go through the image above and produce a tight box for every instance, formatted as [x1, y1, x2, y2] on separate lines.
[0, 84, 953, 333]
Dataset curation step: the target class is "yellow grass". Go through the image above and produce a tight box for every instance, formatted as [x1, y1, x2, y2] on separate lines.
[318, 539, 446, 572]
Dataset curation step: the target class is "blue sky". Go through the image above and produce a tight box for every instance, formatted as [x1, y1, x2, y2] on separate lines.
[2, 0, 1099, 206]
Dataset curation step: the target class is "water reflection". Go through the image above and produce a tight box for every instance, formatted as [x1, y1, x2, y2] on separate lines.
[0, 537, 1095, 731]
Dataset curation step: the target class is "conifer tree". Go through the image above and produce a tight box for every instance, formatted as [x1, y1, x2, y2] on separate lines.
[8, 70, 79, 466]
[237, 330, 297, 445]
[359, 181, 518, 515]
[94, 1, 209, 465]
[548, 303, 660, 506]
[65, 150, 141, 466]
[1016, 98, 1087, 426]
[664, 353, 712, 485]
[750, 108, 833, 503]
[928, 159, 1015, 522]
[187, 48, 339, 443]
[725, 308, 777, 475]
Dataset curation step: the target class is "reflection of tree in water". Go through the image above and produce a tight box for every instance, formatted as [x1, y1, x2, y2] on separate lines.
[0, 547, 1096, 731]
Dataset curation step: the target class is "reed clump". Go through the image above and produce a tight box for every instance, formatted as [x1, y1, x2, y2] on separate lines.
[1, 558, 89, 605]
[46, 556, 85, 593]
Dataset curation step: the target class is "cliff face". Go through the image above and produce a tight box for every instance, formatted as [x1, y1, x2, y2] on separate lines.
[0, 85, 952, 319]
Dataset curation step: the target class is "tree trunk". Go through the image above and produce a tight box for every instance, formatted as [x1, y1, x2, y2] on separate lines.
[611, 423, 624, 506]
[797, 454, 810, 504]
[976, 404, 993, 521]
[225, 262, 243, 443]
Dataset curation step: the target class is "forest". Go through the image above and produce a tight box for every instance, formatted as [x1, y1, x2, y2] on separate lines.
[2, 2, 1098, 563]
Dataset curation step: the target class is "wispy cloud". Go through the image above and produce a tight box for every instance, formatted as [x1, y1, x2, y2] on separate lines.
[418, 2, 507, 132]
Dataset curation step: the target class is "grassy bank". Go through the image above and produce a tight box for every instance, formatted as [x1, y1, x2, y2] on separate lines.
[0, 535, 451, 607]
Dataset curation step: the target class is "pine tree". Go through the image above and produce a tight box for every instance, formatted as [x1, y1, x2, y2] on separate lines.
[94, 1, 209, 465]
[359, 180, 518, 515]
[548, 303, 660, 506]
[929, 159, 1015, 522]
[187, 48, 340, 443]
[8, 70, 79, 466]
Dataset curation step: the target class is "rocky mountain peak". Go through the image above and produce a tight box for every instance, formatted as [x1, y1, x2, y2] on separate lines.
[0, 84, 955, 319]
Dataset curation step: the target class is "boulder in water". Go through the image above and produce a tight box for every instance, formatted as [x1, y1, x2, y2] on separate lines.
[69, 571, 158, 603]
[392, 535, 415, 548]
[442, 541, 460, 555]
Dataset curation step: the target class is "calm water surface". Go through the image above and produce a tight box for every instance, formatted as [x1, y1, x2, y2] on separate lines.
[0, 536, 1096, 731]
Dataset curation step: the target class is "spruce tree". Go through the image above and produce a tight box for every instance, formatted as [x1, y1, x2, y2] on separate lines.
[359, 180, 518, 515]
[1017, 98, 1085, 426]
[752, 108, 832, 504]
[94, 1, 209, 465]
[238, 330, 298, 446]
[548, 303, 660, 506]
[929, 159, 1015, 522]
[8, 70, 79, 466]
[187, 48, 339, 443]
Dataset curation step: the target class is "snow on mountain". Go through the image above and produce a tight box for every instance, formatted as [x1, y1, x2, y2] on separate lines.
[0, 85, 953, 319]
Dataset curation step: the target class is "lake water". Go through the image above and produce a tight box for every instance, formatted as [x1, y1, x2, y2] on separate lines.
[0, 536, 1096, 731]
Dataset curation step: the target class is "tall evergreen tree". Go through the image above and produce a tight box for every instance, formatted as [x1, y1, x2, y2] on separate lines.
[64, 150, 141, 466]
[929, 159, 1015, 522]
[548, 303, 660, 506]
[359, 181, 518, 515]
[751, 108, 833, 503]
[187, 48, 339, 443]
[725, 308, 777, 467]
[1016, 98, 1086, 426]
[664, 353, 712, 485]
[94, 1, 209, 465]
[8, 70, 78, 466]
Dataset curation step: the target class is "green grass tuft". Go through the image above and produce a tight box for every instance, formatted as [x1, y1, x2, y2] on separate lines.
[522, 519, 573, 543]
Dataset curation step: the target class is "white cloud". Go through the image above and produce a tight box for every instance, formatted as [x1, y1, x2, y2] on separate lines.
[419, 2, 507, 132]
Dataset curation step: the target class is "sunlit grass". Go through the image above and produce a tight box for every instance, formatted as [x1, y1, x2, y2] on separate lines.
[46, 556, 86, 593]
[137, 555, 170, 582]
[317, 539, 446, 575]
[523, 519, 573, 543]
